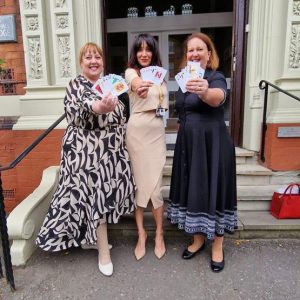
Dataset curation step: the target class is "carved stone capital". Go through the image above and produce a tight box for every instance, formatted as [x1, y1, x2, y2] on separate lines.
[56, 15, 68, 29]
[24, 0, 37, 10]
[26, 16, 39, 31]
[293, 0, 300, 16]
[55, 0, 67, 8]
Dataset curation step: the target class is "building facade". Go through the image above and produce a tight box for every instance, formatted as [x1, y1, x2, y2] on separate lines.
[0, 0, 300, 211]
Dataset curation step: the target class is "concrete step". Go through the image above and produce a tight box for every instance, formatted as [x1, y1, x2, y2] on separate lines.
[165, 147, 257, 166]
[161, 184, 281, 211]
[237, 185, 281, 211]
[162, 164, 272, 186]
[235, 147, 257, 164]
[108, 211, 300, 239]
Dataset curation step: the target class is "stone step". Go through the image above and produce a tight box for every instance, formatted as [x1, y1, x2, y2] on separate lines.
[162, 164, 272, 186]
[165, 147, 257, 166]
[235, 147, 257, 164]
[161, 184, 281, 211]
[161, 184, 280, 200]
[108, 211, 300, 239]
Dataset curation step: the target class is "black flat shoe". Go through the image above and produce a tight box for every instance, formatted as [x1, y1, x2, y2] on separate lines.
[182, 241, 205, 259]
[210, 250, 225, 272]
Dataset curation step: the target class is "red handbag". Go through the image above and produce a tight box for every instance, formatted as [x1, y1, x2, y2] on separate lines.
[270, 183, 300, 219]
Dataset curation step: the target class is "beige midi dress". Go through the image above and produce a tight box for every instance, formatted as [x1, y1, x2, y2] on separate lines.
[125, 68, 168, 209]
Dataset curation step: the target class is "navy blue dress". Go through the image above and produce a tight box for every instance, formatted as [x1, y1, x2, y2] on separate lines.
[167, 70, 237, 240]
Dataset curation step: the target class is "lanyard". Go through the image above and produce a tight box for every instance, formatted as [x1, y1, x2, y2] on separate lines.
[155, 84, 164, 107]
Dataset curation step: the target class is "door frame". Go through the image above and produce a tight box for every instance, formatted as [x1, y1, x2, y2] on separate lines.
[102, 0, 248, 145]
[230, 0, 248, 146]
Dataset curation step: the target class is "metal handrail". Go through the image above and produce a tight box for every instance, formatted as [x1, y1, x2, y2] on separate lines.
[0, 113, 66, 291]
[258, 80, 300, 162]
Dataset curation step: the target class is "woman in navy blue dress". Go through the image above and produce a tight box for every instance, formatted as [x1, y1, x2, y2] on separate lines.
[168, 33, 237, 272]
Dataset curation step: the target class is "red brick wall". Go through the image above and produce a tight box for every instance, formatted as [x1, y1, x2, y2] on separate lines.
[0, 0, 26, 95]
[0, 129, 64, 212]
[264, 123, 300, 171]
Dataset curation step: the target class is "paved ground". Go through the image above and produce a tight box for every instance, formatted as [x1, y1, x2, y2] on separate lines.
[1, 237, 300, 300]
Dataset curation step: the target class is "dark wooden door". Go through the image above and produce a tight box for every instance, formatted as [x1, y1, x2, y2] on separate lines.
[230, 0, 248, 146]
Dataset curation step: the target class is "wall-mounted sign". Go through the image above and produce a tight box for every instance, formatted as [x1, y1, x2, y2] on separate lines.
[0, 14, 17, 43]
[278, 126, 300, 138]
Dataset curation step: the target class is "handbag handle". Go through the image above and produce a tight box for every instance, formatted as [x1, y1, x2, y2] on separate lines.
[282, 183, 300, 196]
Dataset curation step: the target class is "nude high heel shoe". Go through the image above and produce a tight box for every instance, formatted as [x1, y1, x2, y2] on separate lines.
[134, 234, 147, 260]
[154, 234, 166, 259]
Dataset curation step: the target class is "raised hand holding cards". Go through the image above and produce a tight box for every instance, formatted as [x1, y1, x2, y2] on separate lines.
[175, 62, 205, 92]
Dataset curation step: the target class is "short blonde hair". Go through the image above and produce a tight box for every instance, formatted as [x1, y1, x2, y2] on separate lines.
[181, 33, 219, 70]
[79, 42, 103, 64]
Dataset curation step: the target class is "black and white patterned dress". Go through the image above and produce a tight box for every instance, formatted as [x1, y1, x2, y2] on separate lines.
[36, 75, 136, 251]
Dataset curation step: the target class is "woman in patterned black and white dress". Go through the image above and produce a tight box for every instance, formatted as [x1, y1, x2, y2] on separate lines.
[36, 42, 135, 276]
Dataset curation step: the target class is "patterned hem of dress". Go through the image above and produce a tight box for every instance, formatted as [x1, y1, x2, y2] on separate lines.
[36, 205, 136, 252]
[167, 205, 237, 241]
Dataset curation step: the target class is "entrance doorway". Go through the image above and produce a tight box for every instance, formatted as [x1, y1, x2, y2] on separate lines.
[103, 1, 240, 134]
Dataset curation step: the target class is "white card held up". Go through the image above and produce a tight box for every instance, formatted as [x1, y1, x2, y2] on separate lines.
[187, 61, 205, 79]
[175, 69, 188, 93]
[140, 65, 167, 84]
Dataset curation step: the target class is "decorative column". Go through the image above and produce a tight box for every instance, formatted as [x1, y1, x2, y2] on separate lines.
[15, 0, 103, 129]
[72, 0, 103, 58]
[243, 0, 300, 170]
[15, 0, 77, 129]
[243, 0, 281, 151]
[49, 0, 76, 86]
[18, 0, 50, 86]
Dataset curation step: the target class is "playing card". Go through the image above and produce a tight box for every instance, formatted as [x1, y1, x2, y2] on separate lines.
[187, 61, 205, 79]
[140, 66, 153, 81]
[92, 81, 104, 97]
[151, 66, 167, 84]
[92, 74, 129, 97]
[140, 66, 167, 84]
[110, 74, 129, 96]
[175, 69, 188, 93]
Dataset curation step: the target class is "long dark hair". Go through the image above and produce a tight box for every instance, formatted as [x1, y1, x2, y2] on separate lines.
[128, 33, 162, 70]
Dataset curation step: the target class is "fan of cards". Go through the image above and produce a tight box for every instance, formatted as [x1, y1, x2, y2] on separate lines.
[92, 74, 129, 97]
[140, 66, 167, 84]
[175, 61, 205, 93]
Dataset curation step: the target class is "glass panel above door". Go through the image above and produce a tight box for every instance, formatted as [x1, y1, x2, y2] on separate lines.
[105, 1, 233, 19]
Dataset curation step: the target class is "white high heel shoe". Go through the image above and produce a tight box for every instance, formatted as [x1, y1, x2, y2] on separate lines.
[98, 261, 113, 276]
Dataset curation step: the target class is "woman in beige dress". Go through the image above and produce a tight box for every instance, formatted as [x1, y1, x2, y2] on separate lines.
[125, 33, 168, 260]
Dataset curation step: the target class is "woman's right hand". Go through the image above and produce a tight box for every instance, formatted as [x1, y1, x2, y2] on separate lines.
[135, 80, 153, 99]
[92, 92, 118, 114]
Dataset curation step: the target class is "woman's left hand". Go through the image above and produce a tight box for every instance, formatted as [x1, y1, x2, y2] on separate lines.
[186, 78, 209, 97]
